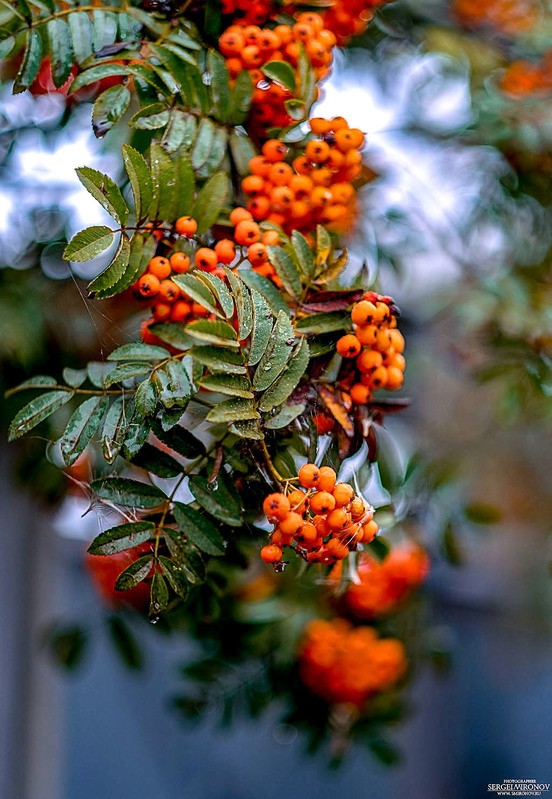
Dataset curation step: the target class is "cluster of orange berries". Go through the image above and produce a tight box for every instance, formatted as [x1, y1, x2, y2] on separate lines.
[241, 119, 364, 237]
[452, 0, 540, 34]
[323, 0, 388, 45]
[221, 0, 274, 26]
[499, 51, 552, 97]
[333, 542, 430, 619]
[336, 292, 405, 405]
[260, 465, 379, 568]
[219, 13, 336, 135]
[298, 618, 407, 706]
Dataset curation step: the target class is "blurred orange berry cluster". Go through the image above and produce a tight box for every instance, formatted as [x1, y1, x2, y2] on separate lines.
[336, 292, 405, 405]
[338, 543, 430, 618]
[219, 14, 336, 135]
[241, 118, 364, 239]
[298, 618, 407, 705]
[452, 0, 540, 34]
[499, 50, 552, 97]
[261, 466, 379, 567]
[323, 0, 388, 45]
[221, 0, 274, 26]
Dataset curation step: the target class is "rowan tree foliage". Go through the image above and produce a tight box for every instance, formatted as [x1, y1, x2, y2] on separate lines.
[1, 0, 550, 762]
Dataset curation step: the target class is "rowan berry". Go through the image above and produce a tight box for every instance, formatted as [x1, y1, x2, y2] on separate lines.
[169, 252, 191, 273]
[261, 230, 280, 246]
[229, 207, 253, 226]
[386, 366, 404, 389]
[219, 30, 245, 57]
[298, 463, 320, 488]
[356, 326, 379, 348]
[247, 242, 268, 266]
[309, 117, 332, 135]
[191, 302, 209, 317]
[175, 216, 198, 236]
[295, 522, 319, 544]
[158, 279, 180, 303]
[171, 300, 192, 322]
[389, 329, 405, 353]
[249, 155, 272, 177]
[261, 544, 283, 563]
[309, 491, 336, 515]
[137, 273, 160, 298]
[332, 482, 355, 507]
[305, 140, 331, 164]
[194, 247, 218, 271]
[263, 492, 291, 521]
[361, 520, 379, 543]
[248, 196, 271, 220]
[350, 383, 371, 404]
[288, 489, 308, 512]
[351, 300, 377, 326]
[214, 239, 236, 265]
[279, 511, 304, 535]
[335, 128, 365, 151]
[262, 139, 288, 163]
[326, 508, 351, 531]
[152, 301, 172, 322]
[234, 220, 261, 245]
[336, 334, 362, 358]
[148, 256, 171, 280]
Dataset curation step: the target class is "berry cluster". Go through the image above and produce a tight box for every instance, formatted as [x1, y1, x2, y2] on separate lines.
[336, 292, 405, 405]
[241, 119, 364, 237]
[499, 51, 552, 97]
[323, 0, 388, 45]
[298, 618, 407, 705]
[335, 542, 430, 618]
[221, 0, 273, 26]
[260, 465, 378, 568]
[219, 14, 336, 136]
[452, 0, 539, 34]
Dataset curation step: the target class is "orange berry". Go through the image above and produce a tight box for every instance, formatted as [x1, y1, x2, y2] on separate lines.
[214, 239, 236, 265]
[170, 300, 192, 322]
[332, 483, 355, 507]
[389, 353, 406, 371]
[356, 349, 382, 372]
[385, 366, 404, 389]
[158, 279, 180, 302]
[191, 302, 209, 317]
[311, 168, 333, 187]
[288, 489, 308, 512]
[152, 301, 172, 321]
[305, 140, 331, 164]
[194, 247, 218, 271]
[361, 520, 379, 543]
[330, 116, 349, 131]
[248, 196, 271, 221]
[351, 300, 377, 326]
[263, 492, 291, 521]
[269, 162, 293, 186]
[219, 30, 245, 57]
[293, 155, 313, 175]
[326, 508, 351, 531]
[369, 366, 388, 389]
[242, 175, 266, 196]
[389, 329, 405, 353]
[317, 466, 337, 493]
[326, 538, 350, 559]
[262, 139, 288, 163]
[261, 544, 283, 563]
[356, 325, 379, 347]
[310, 187, 332, 207]
[336, 334, 362, 358]
[350, 383, 371, 404]
[261, 230, 280, 246]
[148, 256, 171, 279]
[289, 174, 313, 198]
[335, 128, 365, 152]
[374, 330, 392, 352]
[249, 155, 272, 177]
[274, 24, 292, 45]
[169, 252, 191, 273]
[309, 117, 332, 135]
[295, 522, 319, 544]
[230, 207, 253, 226]
[234, 220, 261, 245]
[247, 242, 268, 266]
[309, 491, 336, 515]
[279, 511, 304, 535]
[137, 273, 160, 298]
[175, 216, 197, 236]
[298, 463, 320, 488]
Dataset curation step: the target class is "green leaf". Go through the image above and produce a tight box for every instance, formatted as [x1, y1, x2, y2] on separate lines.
[5, 375, 57, 398]
[191, 117, 217, 170]
[238, 269, 288, 315]
[207, 49, 231, 121]
[47, 19, 73, 88]
[104, 363, 151, 387]
[0, 37, 15, 61]
[297, 47, 316, 116]
[267, 245, 302, 299]
[188, 475, 242, 527]
[8, 391, 73, 441]
[262, 61, 296, 92]
[163, 532, 205, 583]
[158, 360, 192, 408]
[92, 8, 118, 51]
[115, 555, 154, 591]
[122, 416, 150, 458]
[108, 343, 169, 362]
[13, 29, 42, 94]
[64, 226, 114, 262]
[464, 503, 501, 524]
[189, 346, 247, 375]
[122, 145, 153, 224]
[196, 126, 227, 180]
[129, 103, 170, 131]
[67, 12, 94, 64]
[91, 477, 166, 509]
[60, 395, 109, 466]
[173, 502, 226, 556]
[150, 420, 205, 459]
[253, 311, 295, 391]
[290, 231, 315, 280]
[88, 233, 131, 296]
[171, 273, 221, 317]
[315, 249, 348, 284]
[195, 272, 234, 319]
[206, 398, 260, 423]
[149, 572, 169, 617]
[229, 71, 253, 126]
[101, 396, 132, 463]
[95, 232, 155, 300]
[131, 443, 182, 478]
[92, 85, 131, 138]
[76, 166, 129, 225]
[225, 269, 253, 339]
[86, 362, 112, 388]
[69, 64, 129, 93]
[192, 172, 230, 235]
[88, 521, 155, 555]
[47, 624, 87, 671]
[149, 141, 181, 223]
[174, 154, 195, 215]
[230, 419, 263, 440]
[295, 311, 349, 334]
[62, 367, 87, 388]
[147, 323, 192, 352]
[199, 374, 253, 398]
[265, 402, 305, 429]
[106, 615, 144, 670]
[186, 319, 239, 348]
[134, 378, 158, 417]
[247, 289, 273, 367]
[258, 338, 309, 411]
[158, 556, 189, 599]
